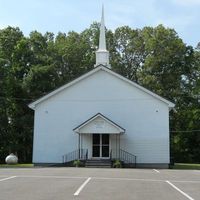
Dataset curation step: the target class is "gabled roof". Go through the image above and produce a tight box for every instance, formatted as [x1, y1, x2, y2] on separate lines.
[73, 113, 125, 134]
[28, 65, 175, 109]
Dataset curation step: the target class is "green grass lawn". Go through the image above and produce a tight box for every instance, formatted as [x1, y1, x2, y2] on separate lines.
[0, 164, 34, 168]
[172, 163, 200, 170]
[0, 163, 200, 169]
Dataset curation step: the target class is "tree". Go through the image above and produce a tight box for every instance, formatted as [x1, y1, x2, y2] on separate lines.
[111, 26, 146, 83]
[0, 24, 199, 163]
[0, 27, 28, 162]
[171, 46, 200, 163]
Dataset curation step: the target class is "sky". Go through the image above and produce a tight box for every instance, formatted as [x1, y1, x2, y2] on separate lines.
[0, 0, 199, 47]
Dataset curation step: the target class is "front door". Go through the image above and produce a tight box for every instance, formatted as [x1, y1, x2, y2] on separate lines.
[92, 134, 109, 158]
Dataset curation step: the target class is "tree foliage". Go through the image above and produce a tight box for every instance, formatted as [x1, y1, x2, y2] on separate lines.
[0, 23, 199, 163]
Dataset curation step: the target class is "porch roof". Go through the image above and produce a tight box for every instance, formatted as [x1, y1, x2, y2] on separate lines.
[73, 113, 125, 134]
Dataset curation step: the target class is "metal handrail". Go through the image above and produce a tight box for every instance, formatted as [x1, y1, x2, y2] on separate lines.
[110, 148, 137, 167]
[119, 149, 137, 166]
[62, 148, 88, 163]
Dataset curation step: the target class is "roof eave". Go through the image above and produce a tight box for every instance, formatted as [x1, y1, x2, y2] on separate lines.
[28, 66, 105, 109]
[101, 67, 175, 107]
[28, 103, 35, 110]
[28, 65, 175, 109]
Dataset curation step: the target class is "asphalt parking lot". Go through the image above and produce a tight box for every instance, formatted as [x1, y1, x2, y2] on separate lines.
[0, 167, 199, 200]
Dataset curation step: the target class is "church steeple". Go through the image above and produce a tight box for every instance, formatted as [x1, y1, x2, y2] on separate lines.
[95, 6, 111, 68]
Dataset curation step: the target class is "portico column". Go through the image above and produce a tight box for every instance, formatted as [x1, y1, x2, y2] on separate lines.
[78, 133, 80, 159]
[119, 134, 120, 159]
[116, 134, 117, 159]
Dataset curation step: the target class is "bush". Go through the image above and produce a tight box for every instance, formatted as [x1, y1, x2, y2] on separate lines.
[73, 160, 82, 167]
[113, 159, 122, 168]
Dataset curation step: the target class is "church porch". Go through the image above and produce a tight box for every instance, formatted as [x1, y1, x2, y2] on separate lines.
[62, 113, 136, 167]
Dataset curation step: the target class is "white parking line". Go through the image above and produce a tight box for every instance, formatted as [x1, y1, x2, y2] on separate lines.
[93, 177, 164, 182]
[0, 176, 17, 182]
[153, 169, 160, 173]
[8, 175, 200, 183]
[172, 180, 200, 183]
[18, 175, 87, 179]
[74, 177, 91, 196]
[17, 175, 162, 182]
[166, 180, 195, 200]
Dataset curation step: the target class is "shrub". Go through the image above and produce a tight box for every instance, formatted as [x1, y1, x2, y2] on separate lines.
[73, 160, 81, 167]
[113, 159, 122, 168]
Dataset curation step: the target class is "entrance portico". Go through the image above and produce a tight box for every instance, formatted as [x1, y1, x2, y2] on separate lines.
[73, 113, 125, 160]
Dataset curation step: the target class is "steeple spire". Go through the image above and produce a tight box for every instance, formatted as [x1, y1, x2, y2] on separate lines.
[99, 5, 106, 50]
[95, 5, 110, 68]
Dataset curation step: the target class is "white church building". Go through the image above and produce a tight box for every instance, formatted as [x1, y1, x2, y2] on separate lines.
[29, 8, 175, 168]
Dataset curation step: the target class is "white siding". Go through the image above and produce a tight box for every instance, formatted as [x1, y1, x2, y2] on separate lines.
[33, 69, 170, 164]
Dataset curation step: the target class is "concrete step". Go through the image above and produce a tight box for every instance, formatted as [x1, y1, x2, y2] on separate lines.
[86, 165, 111, 168]
[86, 160, 111, 163]
[85, 159, 112, 168]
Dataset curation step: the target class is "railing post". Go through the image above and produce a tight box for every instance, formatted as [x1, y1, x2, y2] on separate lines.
[135, 156, 137, 168]
[78, 134, 80, 159]
[119, 135, 120, 160]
